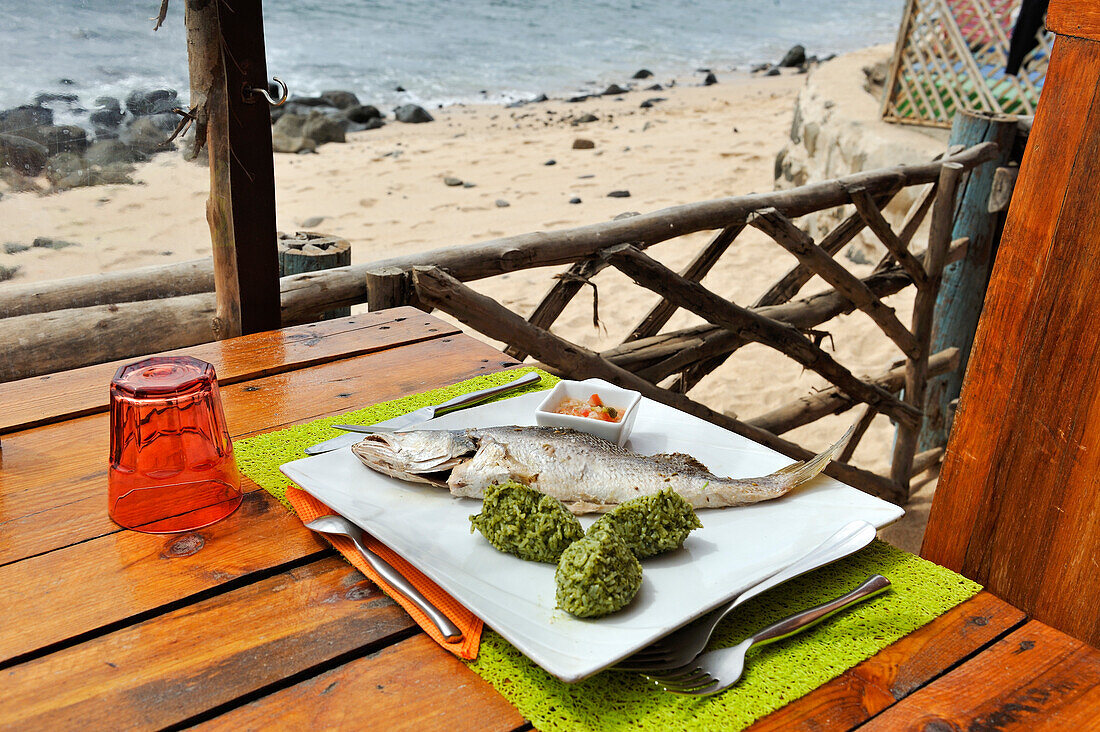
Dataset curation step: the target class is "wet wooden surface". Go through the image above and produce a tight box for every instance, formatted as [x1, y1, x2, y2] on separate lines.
[922, 31, 1100, 647]
[1, 309, 1095, 729]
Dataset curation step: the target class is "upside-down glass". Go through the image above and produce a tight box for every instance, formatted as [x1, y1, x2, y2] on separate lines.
[108, 356, 242, 533]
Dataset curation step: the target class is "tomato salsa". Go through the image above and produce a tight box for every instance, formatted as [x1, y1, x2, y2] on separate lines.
[554, 394, 622, 422]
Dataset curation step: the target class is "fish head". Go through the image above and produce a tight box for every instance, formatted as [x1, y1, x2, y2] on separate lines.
[350, 429, 477, 486]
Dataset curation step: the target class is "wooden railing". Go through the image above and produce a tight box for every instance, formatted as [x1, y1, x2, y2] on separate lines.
[373, 144, 995, 504]
[0, 135, 1013, 505]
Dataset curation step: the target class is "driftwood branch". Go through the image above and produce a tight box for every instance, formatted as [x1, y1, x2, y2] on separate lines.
[890, 162, 965, 492]
[504, 257, 607, 361]
[603, 265, 917, 381]
[845, 184, 928, 286]
[838, 404, 878, 464]
[748, 207, 920, 360]
[0, 259, 213, 319]
[601, 243, 921, 428]
[749, 347, 960, 435]
[277, 143, 998, 323]
[153, 0, 170, 30]
[624, 223, 746, 342]
[411, 265, 905, 502]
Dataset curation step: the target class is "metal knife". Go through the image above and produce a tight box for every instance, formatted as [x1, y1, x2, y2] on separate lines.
[303, 370, 541, 455]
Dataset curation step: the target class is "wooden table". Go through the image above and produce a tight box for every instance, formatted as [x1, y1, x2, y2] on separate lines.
[2, 308, 1097, 730]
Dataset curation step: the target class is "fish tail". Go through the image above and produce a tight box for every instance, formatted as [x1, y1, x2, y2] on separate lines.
[772, 424, 855, 485]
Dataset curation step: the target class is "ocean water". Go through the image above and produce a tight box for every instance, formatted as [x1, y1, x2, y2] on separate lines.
[0, 0, 903, 120]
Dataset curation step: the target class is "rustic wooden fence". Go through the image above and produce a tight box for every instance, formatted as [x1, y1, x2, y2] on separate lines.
[362, 142, 1001, 503]
[0, 132, 1013, 505]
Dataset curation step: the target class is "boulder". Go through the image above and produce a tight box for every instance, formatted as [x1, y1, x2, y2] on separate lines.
[602, 83, 628, 96]
[0, 105, 53, 134]
[123, 117, 174, 154]
[443, 176, 462, 186]
[287, 95, 330, 107]
[125, 89, 178, 116]
[607, 190, 631, 198]
[44, 152, 87, 184]
[703, 72, 718, 86]
[95, 96, 122, 113]
[35, 92, 79, 106]
[632, 69, 653, 79]
[779, 44, 807, 68]
[20, 125, 88, 155]
[573, 113, 598, 124]
[0, 133, 48, 175]
[33, 236, 80, 250]
[572, 138, 595, 149]
[344, 104, 382, 123]
[302, 111, 346, 144]
[394, 104, 433, 123]
[90, 107, 124, 129]
[273, 113, 307, 138]
[85, 139, 147, 167]
[321, 90, 360, 109]
[640, 97, 666, 108]
[362, 117, 385, 131]
[271, 128, 316, 154]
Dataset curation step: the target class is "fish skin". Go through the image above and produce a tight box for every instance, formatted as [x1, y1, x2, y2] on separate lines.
[351, 425, 852, 514]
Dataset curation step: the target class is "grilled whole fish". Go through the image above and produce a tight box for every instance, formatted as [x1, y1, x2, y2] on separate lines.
[350, 425, 852, 514]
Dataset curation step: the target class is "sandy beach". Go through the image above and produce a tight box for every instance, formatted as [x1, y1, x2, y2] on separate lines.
[0, 60, 932, 549]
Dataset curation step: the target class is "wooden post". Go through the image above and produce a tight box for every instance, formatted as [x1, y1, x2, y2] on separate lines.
[919, 110, 1018, 451]
[278, 232, 351, 319]
[923, 3, 1100, 646]
[184, 0, 280, 339]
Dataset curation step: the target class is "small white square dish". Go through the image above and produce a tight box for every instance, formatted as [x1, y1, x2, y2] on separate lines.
[535, 379, 641, 446]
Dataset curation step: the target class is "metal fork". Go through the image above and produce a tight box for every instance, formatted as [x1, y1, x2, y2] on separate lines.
[645, 574, 891, 696]
[614, 520, 877, 673]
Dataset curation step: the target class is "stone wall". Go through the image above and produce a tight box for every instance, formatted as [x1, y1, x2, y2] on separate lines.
[775, 45, 949, 263]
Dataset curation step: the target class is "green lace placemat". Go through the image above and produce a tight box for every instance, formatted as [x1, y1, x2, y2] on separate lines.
[234, 368, 980, 731]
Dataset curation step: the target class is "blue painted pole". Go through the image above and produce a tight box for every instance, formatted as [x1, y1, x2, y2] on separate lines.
[918, 110, 1019, 452]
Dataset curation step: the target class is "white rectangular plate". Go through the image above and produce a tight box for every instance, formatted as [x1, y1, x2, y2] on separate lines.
[280, 379, 904, 682]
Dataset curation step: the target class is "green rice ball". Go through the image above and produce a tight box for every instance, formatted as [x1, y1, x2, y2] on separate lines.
[589, 487, 702, 558]
[469, 481, 585, 563]
[555, 526, 642, 618]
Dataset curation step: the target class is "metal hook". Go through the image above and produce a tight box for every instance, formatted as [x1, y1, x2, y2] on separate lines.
[244, 76, 288, 107]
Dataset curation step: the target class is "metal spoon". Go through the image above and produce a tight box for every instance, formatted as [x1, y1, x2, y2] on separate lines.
[306, 514, 464, 643]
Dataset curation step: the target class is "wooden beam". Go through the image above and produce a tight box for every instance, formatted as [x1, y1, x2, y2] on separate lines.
[890, 162, 964, 492]
[923, 33, 1100, 647]
[277, 144, 1000, 322]
[185, 0, 279, 339]
[749, 207, 921, 359]
[624, 222, 746, 342]
[217, 0, 281, 334]
[1048, 0, 1100, 42]
[601, 243, 921, 428]
[749, 347, 960, 436]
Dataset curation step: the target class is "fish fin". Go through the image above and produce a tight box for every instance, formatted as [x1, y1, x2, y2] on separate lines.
[772, 424, 855, 484]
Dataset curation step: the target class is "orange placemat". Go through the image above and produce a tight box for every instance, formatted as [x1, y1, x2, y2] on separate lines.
[286, 485, 483, 659]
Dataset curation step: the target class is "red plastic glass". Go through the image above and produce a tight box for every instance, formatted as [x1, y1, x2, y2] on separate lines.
[108, 356, 242, 533]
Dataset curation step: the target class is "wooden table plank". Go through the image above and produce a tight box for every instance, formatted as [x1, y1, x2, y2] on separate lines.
[0, 308, 460, 434]
[193, 634, 527, 732]
[0, 334, 520, 565]
[861, 620, 1100, 729]
[0, 557, 418, 729]
[746, 591, 1026, 731]
[0, 491, 328, 666]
